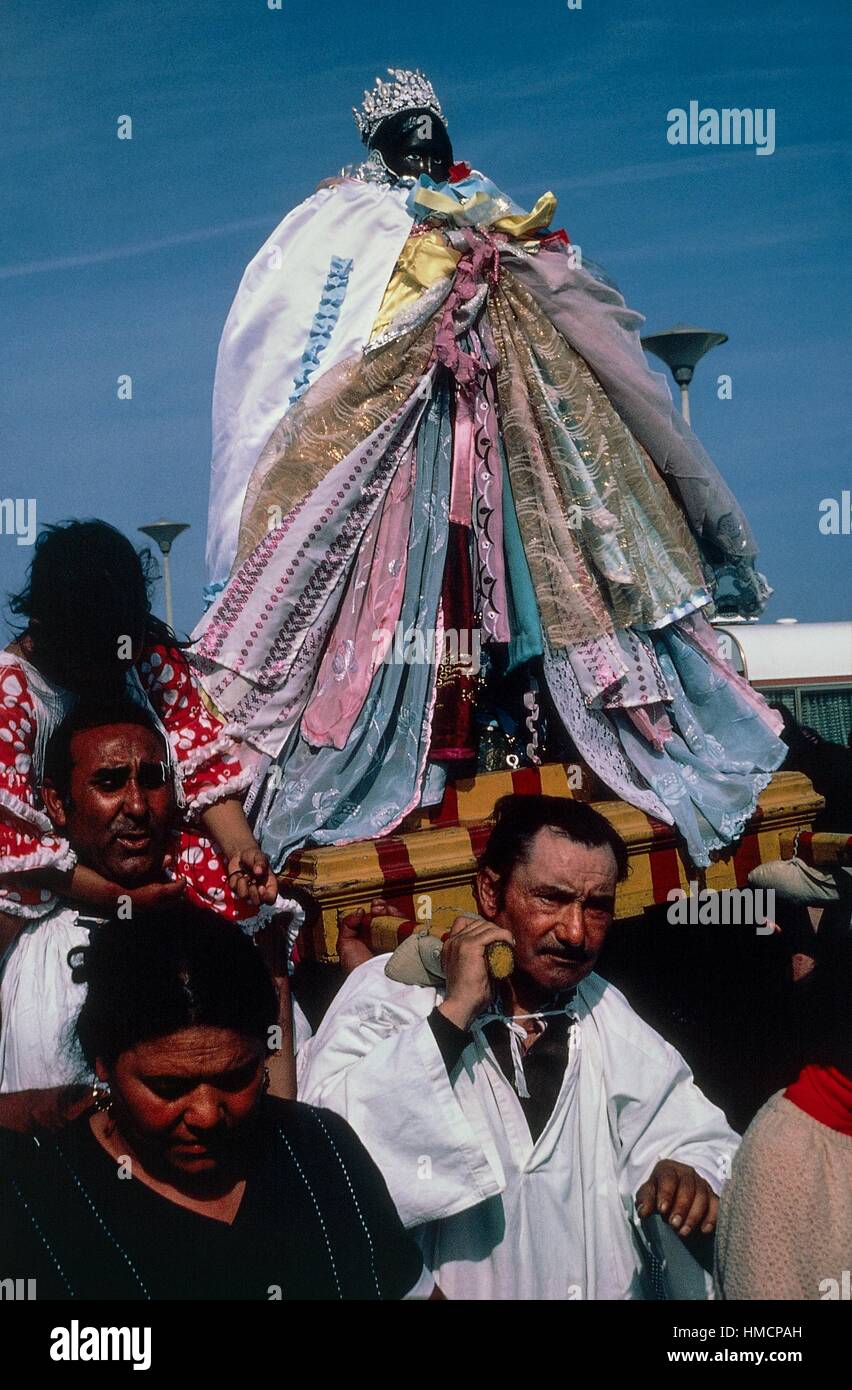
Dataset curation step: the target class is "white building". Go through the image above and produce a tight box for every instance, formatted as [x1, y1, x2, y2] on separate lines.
[715, 620, 852, 745]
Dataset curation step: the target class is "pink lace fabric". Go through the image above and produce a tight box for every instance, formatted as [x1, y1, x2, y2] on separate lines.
[300, 442, 417, 749]
[192, 381, 434, 759]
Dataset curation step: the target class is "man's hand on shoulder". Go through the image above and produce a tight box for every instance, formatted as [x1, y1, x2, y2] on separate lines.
[635, 1159, 718, 1238]
[126, 857, 186, 913]
[336, 898, 402, 974]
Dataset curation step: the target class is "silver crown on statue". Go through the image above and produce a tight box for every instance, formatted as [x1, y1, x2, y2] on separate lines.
[353, 68, 445, 145]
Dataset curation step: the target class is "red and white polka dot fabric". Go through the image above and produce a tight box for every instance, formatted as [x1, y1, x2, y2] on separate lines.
[0, 645, 260, 924]
[0, 662, 73, 919]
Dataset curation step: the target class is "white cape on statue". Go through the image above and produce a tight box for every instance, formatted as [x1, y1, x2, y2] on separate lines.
[206, 179, 414, 589]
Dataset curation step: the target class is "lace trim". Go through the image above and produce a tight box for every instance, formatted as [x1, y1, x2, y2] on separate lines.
[690, 768, 777, 864]
[173, 730, 244, 780]
[0, 785, 56, 839]
[0, 893, 62, 920]
[181, 760, 257, 816]
[0, 840, 76, 877]
[542, 644, 673, 824]
[237, 898, 305, 965]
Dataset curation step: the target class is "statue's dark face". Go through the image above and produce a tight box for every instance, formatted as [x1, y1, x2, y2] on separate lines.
[370, 107, 454, 183]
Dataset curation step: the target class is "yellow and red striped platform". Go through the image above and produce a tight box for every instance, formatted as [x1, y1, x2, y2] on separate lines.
[780, 829, 852, 867]
[280, 766, 823, 961]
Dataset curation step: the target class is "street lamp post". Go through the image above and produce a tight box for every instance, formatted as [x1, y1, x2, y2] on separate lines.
[641, 324, 728, 426]
[138, 520, 190, 632]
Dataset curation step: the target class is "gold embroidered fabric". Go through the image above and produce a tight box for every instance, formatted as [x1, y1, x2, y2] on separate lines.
[235, 315, 437, 568]
[489, 273, 708, 646]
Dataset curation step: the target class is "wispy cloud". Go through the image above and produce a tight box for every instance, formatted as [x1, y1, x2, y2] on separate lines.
[8, 132, 842, 282]
[549, 140, 848, 192]
[0, 216, 274, 280]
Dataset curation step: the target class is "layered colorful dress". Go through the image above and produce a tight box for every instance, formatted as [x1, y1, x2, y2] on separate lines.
[194, 168, 785, 870]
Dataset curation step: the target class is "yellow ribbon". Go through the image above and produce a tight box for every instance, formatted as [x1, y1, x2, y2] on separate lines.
[371, 230, 461, 340]
[492, 191, 558, 238]
[370, 190, 558, 339]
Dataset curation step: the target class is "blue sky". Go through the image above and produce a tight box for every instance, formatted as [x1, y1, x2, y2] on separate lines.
[1, 0, 849, 636]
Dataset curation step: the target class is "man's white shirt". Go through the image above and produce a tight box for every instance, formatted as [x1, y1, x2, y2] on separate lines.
[298, 955, 739, 1300]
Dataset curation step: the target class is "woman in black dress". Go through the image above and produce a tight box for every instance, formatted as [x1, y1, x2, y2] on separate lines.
[0, 902, 436, 1300]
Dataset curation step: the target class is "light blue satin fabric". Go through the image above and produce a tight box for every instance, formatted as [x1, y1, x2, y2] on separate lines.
[612, 625, 786, 868]
[406, 171, 529, 227]
[251, 382, 452, 870]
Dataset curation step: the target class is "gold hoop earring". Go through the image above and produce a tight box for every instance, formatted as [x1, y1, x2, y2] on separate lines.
[92, 1082, 112, 1114]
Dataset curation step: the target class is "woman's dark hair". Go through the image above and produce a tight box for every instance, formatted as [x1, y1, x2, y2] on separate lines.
[72, 903, 278, 1067]
[479, 793, 629, 910]
[7, 519, 182, 682]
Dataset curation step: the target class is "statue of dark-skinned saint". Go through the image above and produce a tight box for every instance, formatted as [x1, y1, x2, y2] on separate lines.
[194, 68, 784, 871]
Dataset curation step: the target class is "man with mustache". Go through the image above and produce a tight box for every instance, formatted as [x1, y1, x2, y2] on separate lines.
[0, 701, 304, 1094]
[300, 794, 739, 1300]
